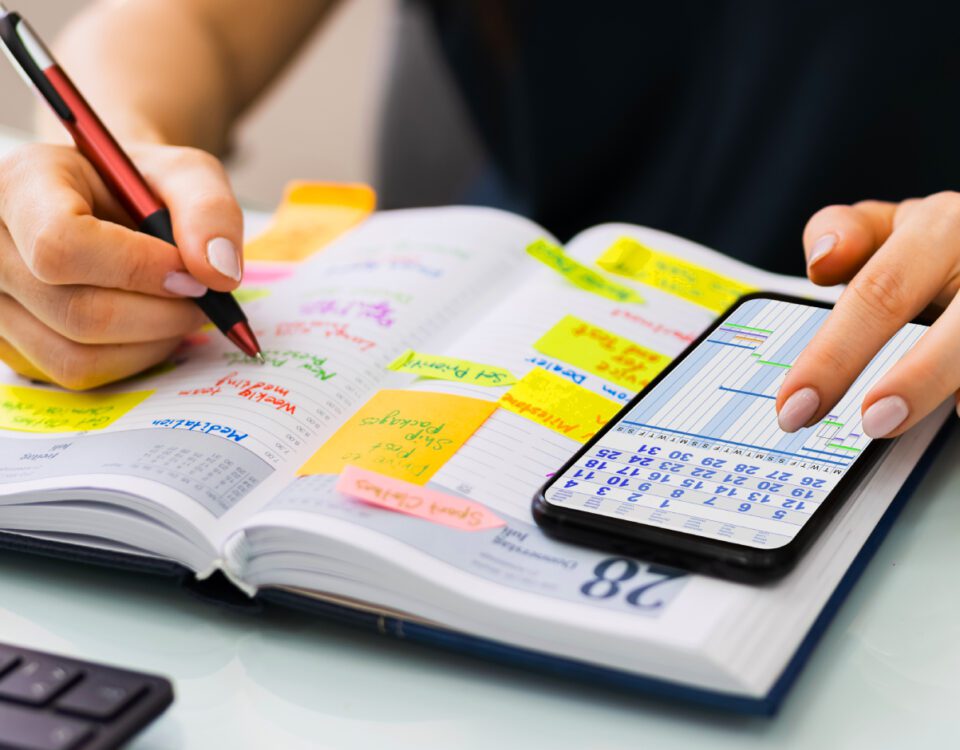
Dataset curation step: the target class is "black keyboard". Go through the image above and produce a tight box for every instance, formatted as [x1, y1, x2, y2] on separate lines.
[0, 643, 172, 750]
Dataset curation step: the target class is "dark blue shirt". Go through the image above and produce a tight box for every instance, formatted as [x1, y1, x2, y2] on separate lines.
[424, 1, 960, 274]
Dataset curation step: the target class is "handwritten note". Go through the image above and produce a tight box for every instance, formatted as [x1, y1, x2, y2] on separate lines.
[244, 181, 375, 262]
[526, 239, 644, 304]
[0, 385, 153, 433]
[534, 315, 669, 391]
[597, 237, 754, 313]
[178, 372, 298, 414]
[299, 390, 497, 483]
[498, 369, 620, 443]
[223, 350, 336, 381]
[336, 465, 505, 531]
[387, 350, 516, 387]
[273, 321, 376, 352]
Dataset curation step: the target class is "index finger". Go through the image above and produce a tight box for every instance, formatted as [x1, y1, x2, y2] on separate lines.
[0, 155, 205, 297]
[776, 205, 956, 431]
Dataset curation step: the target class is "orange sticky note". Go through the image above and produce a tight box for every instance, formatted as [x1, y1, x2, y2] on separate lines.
[244, 181, 376, 262]
[336, 465, 505, 531]
[298, 389, 496, 483]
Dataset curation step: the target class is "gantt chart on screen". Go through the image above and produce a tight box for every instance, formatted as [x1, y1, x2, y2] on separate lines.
[544, 298, 926, 549]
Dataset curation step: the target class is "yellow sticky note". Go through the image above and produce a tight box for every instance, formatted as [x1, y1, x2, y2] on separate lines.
[233, 287, 271, 304]
[498, 369, 620, 443]
[526, 239, 644, 304]
[597, 237, 755, 313]
[298, 390, 496, 483]
[387, 350, 516, 387]
[0, 385, 153, 433]
[244, 181, 376, 262]
[535, 315, 670, 391]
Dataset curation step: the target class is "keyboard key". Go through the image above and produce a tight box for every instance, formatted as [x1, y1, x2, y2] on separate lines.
[0, 660, 79, 706]
[56, 673, 145, 720]
[0, 702, 92, 750]
[0, 647, 20, 677]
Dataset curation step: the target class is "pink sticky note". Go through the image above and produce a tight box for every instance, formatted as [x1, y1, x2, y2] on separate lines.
[242, 262, 297, 285]
[336, 465, 506, 532]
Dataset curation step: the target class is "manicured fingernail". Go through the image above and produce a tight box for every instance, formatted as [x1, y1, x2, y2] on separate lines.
[862, 395, 909, 438]
[778, 387, 820, 433]
[808, 233, 837, 268]
[206, 237, 242, 281]
[163, 271, 207, 298]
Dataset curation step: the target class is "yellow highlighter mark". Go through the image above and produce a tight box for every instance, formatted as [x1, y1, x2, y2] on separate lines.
[298, 389, 496, 484]
[526, 239, 644, 304]
[0, 385, 153, 433]
[387, 350, 516, 387]
[499, 369, 620, 444]
[245, 181, 376, 263]
[597, 237, 755, 313]
[534, 315, 670, 391]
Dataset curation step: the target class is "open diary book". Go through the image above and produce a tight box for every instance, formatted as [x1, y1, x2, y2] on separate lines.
[0, 204, 949, 712]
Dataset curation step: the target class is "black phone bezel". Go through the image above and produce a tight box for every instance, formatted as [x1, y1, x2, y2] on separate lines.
[532, 291, 900, 583]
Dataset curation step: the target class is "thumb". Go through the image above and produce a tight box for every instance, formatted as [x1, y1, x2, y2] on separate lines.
[802, 200, 901, 287]
[137, 146, 244, 292]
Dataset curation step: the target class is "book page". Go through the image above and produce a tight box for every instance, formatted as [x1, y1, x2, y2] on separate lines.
[236, 222, 858, 659]
[0, 207, 548, 556]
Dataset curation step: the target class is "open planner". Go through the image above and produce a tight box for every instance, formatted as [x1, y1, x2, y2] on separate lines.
[0, 190, 951, 714]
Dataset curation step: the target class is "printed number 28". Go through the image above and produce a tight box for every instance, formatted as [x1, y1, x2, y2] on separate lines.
[580, 558, 685, 609]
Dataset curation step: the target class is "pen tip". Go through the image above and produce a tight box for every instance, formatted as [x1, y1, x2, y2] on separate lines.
[255, 352, 266, 365]
[225, 321, 263, 362]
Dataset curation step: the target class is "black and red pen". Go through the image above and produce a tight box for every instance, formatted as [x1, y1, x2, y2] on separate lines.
[0, 4, 264, 362]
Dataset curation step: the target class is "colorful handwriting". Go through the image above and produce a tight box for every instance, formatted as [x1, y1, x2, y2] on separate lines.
[298, 298, 396, 328]
[299, 390, 496, 483]
[498, 369, 620, 443]
[525, 356, 587, 385]
[535, 315, 670, 391]
[151, 418, 248, 442]
[244, 181, 375, 263]
[178, 372, 298, 414]
[274, 320, 376, 352]
[387, 350, 516, 386]
[526, 239, 644, 304]
[336, 465, 505, 531]
[306, 286, 413, 305]
[223, 350, 336, 381]
[597, 237, 755, 313]
[610, 308, 698, 344]
[322, 258, 443, 278]
[0, 385, 153, 433]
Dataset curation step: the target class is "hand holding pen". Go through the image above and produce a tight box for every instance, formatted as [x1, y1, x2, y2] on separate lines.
[0, 4, 263, 389]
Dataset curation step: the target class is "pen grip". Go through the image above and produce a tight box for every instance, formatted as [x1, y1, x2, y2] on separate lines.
[138, 208, 243, 332]
[138, 207, 177, 246]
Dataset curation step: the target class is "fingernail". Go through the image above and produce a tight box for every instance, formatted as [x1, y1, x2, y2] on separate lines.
[206, 237, 242, 281]
[163, 271, 207, 298]
[808, 233, 837, 268]
[778, 387, 820, 433]
[862, 395, 909, 438]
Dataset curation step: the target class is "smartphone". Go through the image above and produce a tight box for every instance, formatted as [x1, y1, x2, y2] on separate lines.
[532, 293, 929, 582]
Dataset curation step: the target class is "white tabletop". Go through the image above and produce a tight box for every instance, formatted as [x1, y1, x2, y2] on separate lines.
[0, 130, 958, 749]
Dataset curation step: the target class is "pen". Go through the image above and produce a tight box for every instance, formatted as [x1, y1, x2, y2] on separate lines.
[0, 5, 264, 363]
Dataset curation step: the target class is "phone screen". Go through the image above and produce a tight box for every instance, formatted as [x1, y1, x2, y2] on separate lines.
[541, 297, 927, 550]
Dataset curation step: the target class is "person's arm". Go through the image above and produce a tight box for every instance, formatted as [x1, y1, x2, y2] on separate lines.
[777, 195, 960, 438]
[46, 0, 337, 150]
[0, 0, 338, 389]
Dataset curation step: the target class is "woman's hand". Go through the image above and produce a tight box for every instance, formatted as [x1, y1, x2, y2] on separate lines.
[777, 194, 960, 438]
[0, 142, 244, 390]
